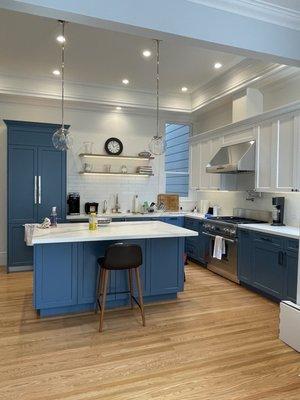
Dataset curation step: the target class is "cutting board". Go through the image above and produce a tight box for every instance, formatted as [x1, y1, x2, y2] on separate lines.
[157, 194, 179, 212]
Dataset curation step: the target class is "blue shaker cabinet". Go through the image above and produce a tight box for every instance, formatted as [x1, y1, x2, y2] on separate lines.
[184, 217, 209, 265]
[5, 120, 67, 272]
[238, 229, 298, 302]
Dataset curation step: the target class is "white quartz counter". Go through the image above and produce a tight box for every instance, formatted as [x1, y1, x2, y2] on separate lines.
[30, 221, 198, 245]
[238, 223, 300, 239]
[66, 212, 205, 220]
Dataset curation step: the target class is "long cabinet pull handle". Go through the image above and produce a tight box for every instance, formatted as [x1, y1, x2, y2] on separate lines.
[38, 175, 41, 205]
[278, 251, 284, 265]
[34, 176, 37, 204]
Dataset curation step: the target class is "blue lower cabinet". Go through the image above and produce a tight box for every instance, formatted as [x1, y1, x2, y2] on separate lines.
[184, 217, 208, 265]
[252, 238, 285, 300]
[149, 238, 185, 294]
[237, 230, 253, 284]
[34, 237, 184, 316]
[238, 229, 298, 302]
[163, 217, 184, 227]
[8, 224, 33, 268]
[285, 241, 298, 302]
[34, 243, 78, 309]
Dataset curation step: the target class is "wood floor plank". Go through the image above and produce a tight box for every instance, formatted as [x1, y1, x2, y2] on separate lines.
[0, 264, 299, 400]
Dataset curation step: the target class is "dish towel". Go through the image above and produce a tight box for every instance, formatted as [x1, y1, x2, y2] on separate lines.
[213, 235, 225, 260]
[24, 224, 35, 246]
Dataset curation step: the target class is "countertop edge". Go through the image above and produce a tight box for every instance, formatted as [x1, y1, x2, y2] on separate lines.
[238, 224, 300, 239]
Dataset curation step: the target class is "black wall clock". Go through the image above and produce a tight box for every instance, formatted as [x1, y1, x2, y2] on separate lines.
[104, 137, 123, 155]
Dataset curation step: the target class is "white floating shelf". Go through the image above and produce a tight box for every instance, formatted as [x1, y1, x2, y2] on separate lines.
[79, 171, 153, 177]
[78, 153, 154, 161]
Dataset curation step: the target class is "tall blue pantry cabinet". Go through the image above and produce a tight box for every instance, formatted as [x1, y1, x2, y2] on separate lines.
[5, 121, 67, 272]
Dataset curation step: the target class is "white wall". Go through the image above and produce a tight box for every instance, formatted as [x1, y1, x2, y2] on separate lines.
[196, 191, 300, 227]
[0, 98, 190, 265]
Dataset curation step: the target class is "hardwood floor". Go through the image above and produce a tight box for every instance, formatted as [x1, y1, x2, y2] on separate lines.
[0, 262, 299, 400]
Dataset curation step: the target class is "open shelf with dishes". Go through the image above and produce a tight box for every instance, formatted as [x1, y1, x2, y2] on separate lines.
[79, 152, 154, 177]
[79, 171, 154, 177]
[78, 153, 154, 161]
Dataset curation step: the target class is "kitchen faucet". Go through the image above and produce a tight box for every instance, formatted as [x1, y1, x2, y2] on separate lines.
[115, 194, 121, 213]
[102, 200, 108, 214]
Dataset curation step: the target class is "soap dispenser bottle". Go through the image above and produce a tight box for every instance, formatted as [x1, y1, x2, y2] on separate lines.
[50, 206, 58, 227]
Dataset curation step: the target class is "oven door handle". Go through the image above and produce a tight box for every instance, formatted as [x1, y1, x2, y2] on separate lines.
[202, 232, 236, 244]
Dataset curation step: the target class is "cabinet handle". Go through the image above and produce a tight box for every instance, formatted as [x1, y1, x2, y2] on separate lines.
[34, 176, 37, 204]
[278, 251, 284, 265]
[38, 175, 41, 204]
[261, 237, 271, 242]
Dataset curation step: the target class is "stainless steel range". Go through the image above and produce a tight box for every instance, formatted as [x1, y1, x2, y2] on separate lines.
[202, 209, 270, 284]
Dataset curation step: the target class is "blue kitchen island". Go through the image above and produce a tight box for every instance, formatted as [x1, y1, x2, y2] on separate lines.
[30, 221, 198, 317]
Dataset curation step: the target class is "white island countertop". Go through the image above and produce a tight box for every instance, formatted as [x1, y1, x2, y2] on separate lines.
[238, 223, 300, 239]
[30, 221, 198, 245]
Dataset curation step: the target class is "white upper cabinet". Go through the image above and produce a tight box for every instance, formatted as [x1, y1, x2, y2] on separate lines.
[190, 142, 200, 189]
[197, 136, 224, 190]
[256, 113, 300, 192]
[256, 120, 275, 191]
[276, 115, 299, 192]
[191, 105, 300, 193]
[209, 136, 223, 190]
[199, 139, 211, 189]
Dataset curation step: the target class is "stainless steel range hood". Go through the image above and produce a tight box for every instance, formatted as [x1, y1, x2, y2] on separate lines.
[206, 140, 255, 174]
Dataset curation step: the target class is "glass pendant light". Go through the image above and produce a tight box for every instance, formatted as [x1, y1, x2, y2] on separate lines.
[149, 39, 166, 155]
[52, 20, 72, 151]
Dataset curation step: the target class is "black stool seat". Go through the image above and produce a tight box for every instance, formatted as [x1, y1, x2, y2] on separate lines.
[96, 243, 145, 332]
[97, 243, 142, 270]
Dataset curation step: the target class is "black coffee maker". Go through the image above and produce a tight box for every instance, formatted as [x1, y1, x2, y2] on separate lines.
[67, 193, 80, 215]
[271, 197, 285, 226]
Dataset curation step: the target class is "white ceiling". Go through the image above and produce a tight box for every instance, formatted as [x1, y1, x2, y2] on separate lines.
[187, 0, 300, 30]
[0, 9, 244, 95]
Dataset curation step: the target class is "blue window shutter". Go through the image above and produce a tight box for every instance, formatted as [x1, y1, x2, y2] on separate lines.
[165, 124, 190, 197]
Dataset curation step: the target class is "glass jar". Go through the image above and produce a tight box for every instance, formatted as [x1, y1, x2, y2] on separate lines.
[89, 213, 97, 231]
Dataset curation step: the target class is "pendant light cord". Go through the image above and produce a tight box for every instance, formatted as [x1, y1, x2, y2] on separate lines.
[61, 21, 65, 130]
[156, 39, 160, 139]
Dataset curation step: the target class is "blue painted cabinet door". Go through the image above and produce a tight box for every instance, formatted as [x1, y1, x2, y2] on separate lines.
[8, 224, 34, 268]
[164, 217, 184, 227]
[237, 230, 253, 284]
[150, 237, 184, 294]
[8, 145, 38, 268]
[37, 147, 66, 222]
[284, 240, 298, 303]
[8, 145, 38, 223]
[34, 243, 77, 309]
[252, 238, 285, 300]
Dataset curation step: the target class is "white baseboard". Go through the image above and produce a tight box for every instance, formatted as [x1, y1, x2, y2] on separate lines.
[8, 265, 33, 272]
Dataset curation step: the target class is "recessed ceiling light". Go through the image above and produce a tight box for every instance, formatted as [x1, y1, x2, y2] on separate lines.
[52, 69, 60, 76]
[56, 35, 66, 44]
[181, 87, 188, 92]
[214, 62, 223, 69]
[142, 49, 152, 58]
[116, 106, 122, 110]
[122, 79, 129, 85]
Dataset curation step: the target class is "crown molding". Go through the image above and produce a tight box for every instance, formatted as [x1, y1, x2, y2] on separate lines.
[0, 93, 192, 123]
[191, 59, 291, 113]
[187, 0, 300, 31]
[0, 61, 297, 117]
[0, 73, 191, 114]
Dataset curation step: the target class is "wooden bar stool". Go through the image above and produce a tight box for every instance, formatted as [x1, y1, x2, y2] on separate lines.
[96, 243, 145, 332]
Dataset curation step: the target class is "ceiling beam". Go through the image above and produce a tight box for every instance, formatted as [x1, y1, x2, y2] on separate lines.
[2, 0, 300, 66]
